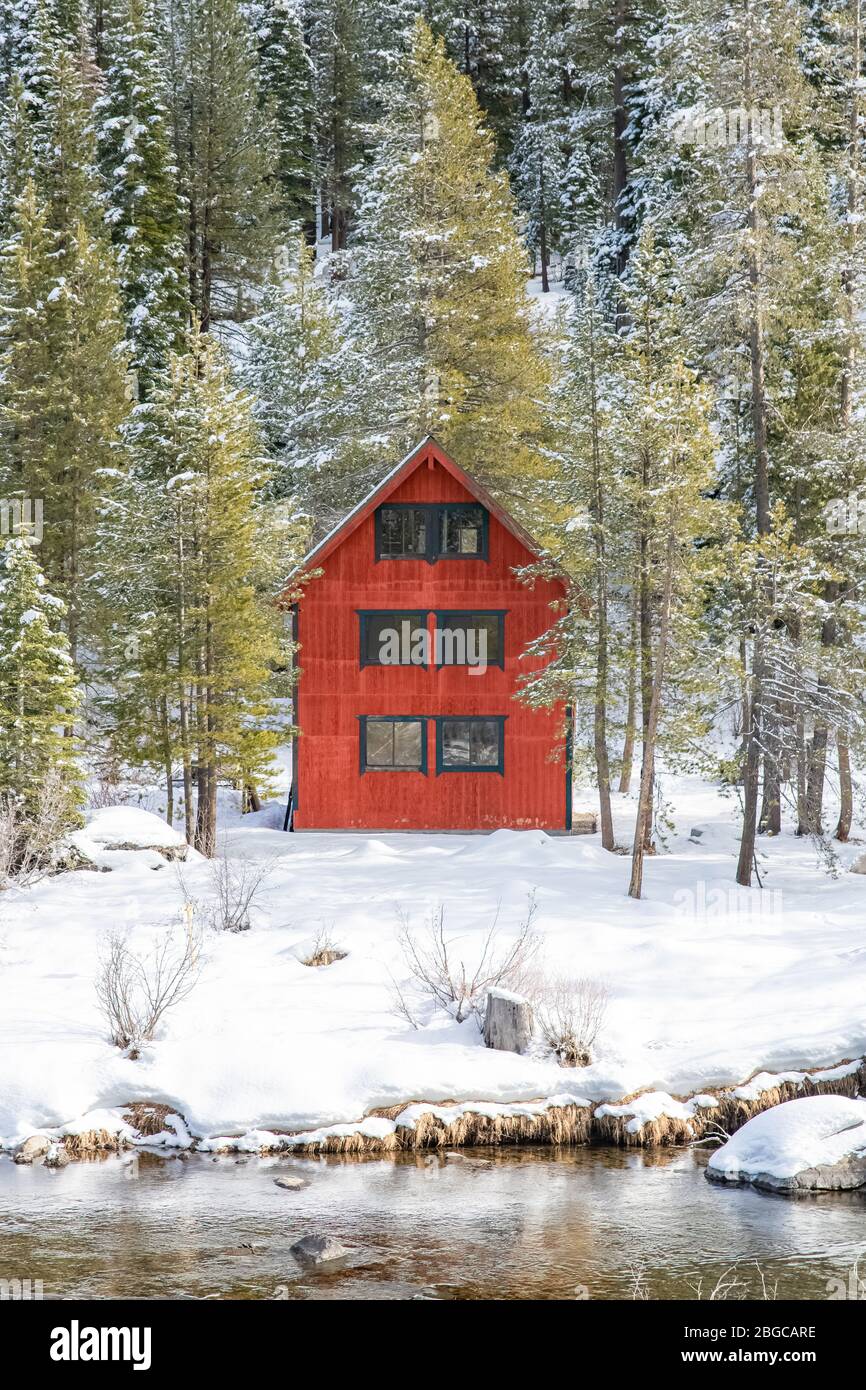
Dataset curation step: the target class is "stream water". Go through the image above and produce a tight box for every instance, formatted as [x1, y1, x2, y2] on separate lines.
[1, 1145, 864, 1301]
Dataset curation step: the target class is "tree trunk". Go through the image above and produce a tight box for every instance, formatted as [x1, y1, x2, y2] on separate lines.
[160, 694, 174, 828]
[618, 583, 638, 794]
[629, 530, 675, 900]
[539, 166, 550, 293]
[736, 16, 772, 886]
[835, 731, 853, 842]
[587, 292, 614, 851]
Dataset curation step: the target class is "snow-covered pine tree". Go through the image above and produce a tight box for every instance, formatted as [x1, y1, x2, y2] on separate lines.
[119, 331, 288, 853]
[0, 535, 82, 816]
[346, 17, 551, 521]
[616, 232, 721, 898]
[166, 0, 280, 333]
[243, 237, 377, 532]
[94, 0, 188, 394]
[245, 0, 314, 233]
[0, 181, 131, 664]
[306, 0, 364, 249]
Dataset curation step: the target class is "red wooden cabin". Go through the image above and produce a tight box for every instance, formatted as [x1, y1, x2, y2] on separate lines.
[285, 438, 570, 833]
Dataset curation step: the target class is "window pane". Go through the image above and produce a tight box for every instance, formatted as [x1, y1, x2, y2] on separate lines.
[379, 507, 426, 556]
[366, 721, 394, 767]
[379, 508, 402, 556]
[365, 613, 426, 664]
[442, 720, 471, 765]
[437, 613, 501, 665]
[441, 505, 484, 555]
[471, 720, 500, 766]
[393, 720, 423, 767]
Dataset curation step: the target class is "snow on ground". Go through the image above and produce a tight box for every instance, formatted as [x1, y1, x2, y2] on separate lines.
[708, 1096, 866, 1184]
[1, 773, 866, 1148]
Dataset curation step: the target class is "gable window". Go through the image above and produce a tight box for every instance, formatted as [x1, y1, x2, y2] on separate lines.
[360, 716, 427, 772]
[359, 611, 428, 667]
[436, 716, 505, 774]
[375, 503, 488, 562]
[376, 506, 427, 558]
[440, 504, 486, 557]
[435, 611, 504, 668]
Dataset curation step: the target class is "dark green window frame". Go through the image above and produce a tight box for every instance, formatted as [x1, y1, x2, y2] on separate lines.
[358, 716, 428, 773]
[434, 611, 505, 669]
[435, 716, 506, 775]
[374, 503, 489, 563]
[357, 611, 429, 667]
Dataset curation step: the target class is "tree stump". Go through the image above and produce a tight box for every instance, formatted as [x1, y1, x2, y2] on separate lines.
[483, 988, 533, 1054]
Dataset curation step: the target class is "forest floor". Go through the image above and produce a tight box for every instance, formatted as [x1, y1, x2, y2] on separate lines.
[1, 762, 865, 1151]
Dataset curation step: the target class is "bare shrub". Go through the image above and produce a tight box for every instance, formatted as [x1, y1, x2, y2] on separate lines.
[181, 847, 277, 933]
[96, 911, 202, 1057]
[301, 925, 347, 967]
[393, 894, 541, 1026]
[0, 770, 82, 890]
[531, 974, 609, 1067]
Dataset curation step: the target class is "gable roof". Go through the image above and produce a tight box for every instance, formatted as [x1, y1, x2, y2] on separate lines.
[289, 436, 552, 579]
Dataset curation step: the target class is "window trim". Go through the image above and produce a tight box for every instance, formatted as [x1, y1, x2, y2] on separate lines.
[374, 503, 489, 564]
[433, 610, 506, 670]
[358, 715, 428, 774]
[435, 715, 506, 775]
[357, 610, 430, 668]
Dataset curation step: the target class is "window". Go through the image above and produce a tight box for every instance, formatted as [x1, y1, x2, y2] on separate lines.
[375, 503, 488, 562]
[440, 504, 486, 557]
[376, 506, 427, 558]
[436, 717, 505, 774]
[359, 611, 428, 667]
[435, 612, 504, 668]
[359, 716, 427, 772]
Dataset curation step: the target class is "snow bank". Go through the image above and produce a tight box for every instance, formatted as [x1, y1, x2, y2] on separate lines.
[708, 1096, 866, 1190]
[3, 775, 866, 1149]
[67, 806, 190, 869]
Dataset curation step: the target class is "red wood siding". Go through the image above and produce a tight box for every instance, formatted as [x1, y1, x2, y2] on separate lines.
[293, 451, 567, 831]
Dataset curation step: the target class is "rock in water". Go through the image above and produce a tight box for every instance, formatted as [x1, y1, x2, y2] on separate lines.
[44, 1144, 70, 1168]
[483, 987, 533, 1054]
[290, 1234, 349, 1267]
[13, 1135, 51, 1164]
[707, 1095, 866, 1192]
[274, 1174, 308, 1191]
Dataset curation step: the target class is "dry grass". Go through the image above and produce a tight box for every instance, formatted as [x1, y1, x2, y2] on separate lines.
[122, 1102, 175, 1137]
[42, 1057, 866, 1160]
[301, 926, 347, 968]
[63, 1128, 129, 1155]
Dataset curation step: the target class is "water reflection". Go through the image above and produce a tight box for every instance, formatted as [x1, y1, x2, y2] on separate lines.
[0, 1145, 863, 1300]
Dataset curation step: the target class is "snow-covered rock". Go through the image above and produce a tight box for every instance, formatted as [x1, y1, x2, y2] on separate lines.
[707, 1096, 866, 1191]
[13, 1134, 51, 1164]
[67, 806, 189, 867]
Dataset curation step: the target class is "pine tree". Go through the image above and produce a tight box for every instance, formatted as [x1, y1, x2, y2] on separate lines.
[347, 17, 551, 520]
[94, 0, 188, 393]
[0, 181, 131, 662]
[0, 535, 82, 814]
[166, 0, 281, 332]
[114, 332, 290, 852]
[246, 0, 314, 231]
